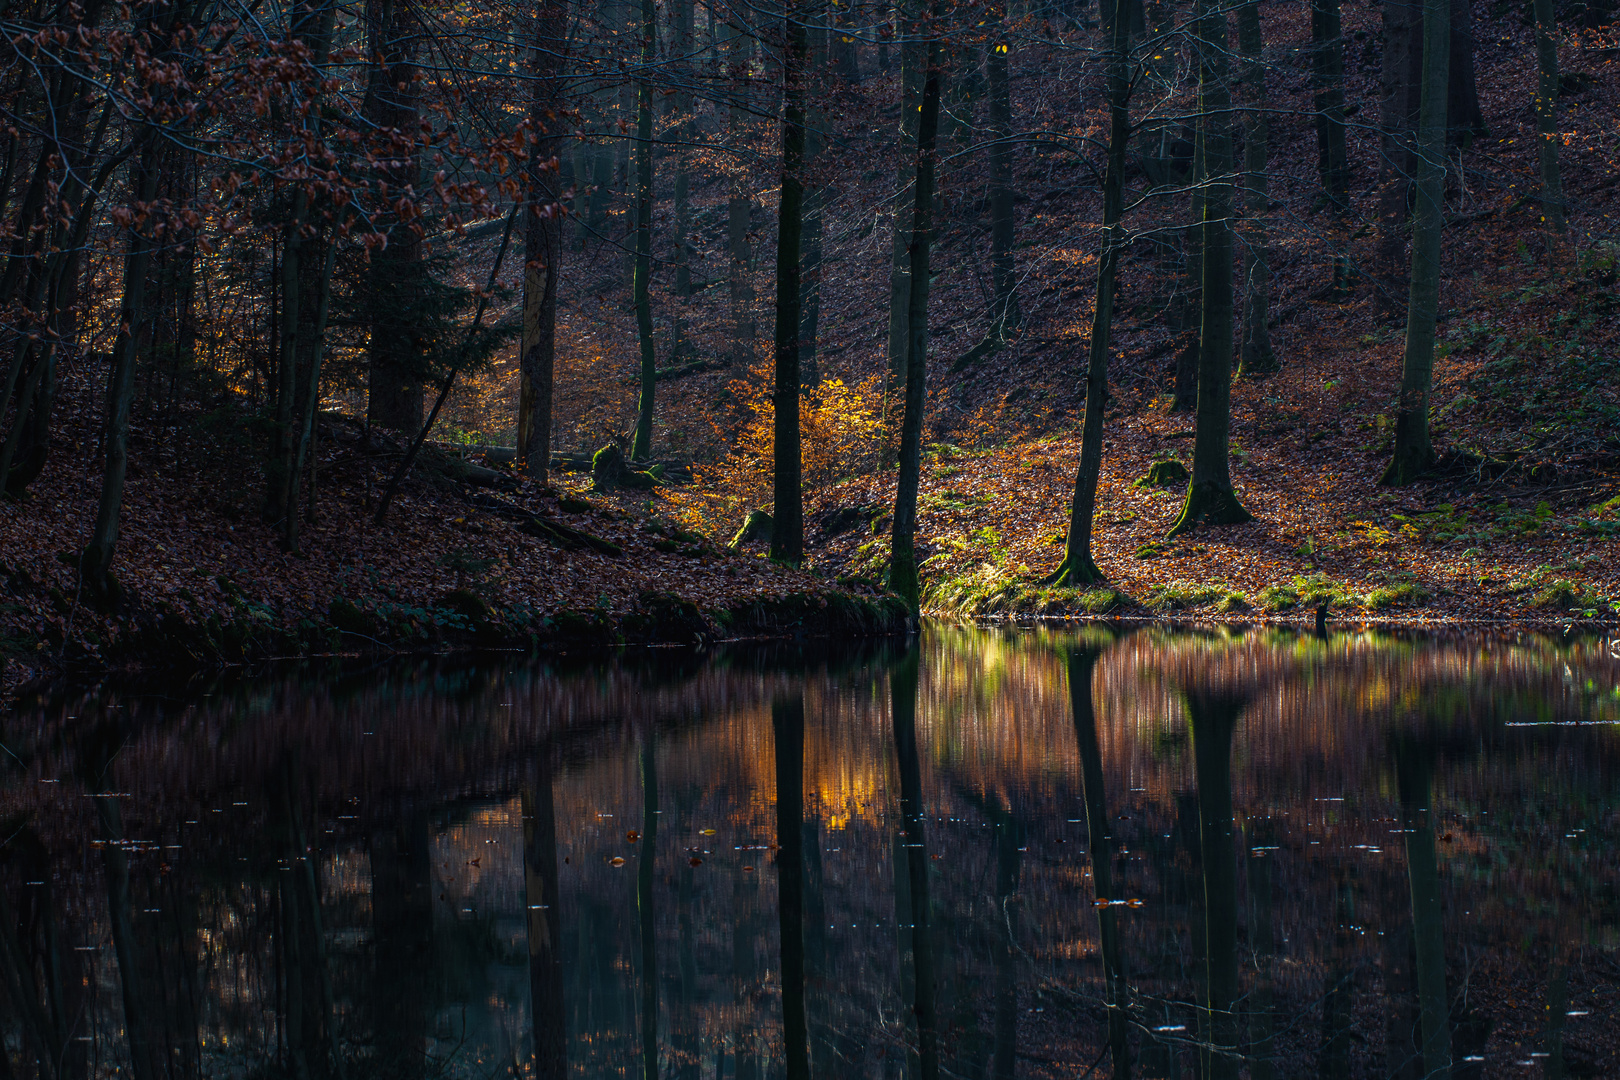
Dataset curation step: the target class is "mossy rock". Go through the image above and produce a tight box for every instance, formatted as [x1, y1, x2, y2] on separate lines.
[558, 494, 593, 513]
[328, 599, 375, 637]
[591, 445, 658, 491]
[1136, 460, 1190, 488]
[818, 503, 883, 539]
[730, 509, 775, 549]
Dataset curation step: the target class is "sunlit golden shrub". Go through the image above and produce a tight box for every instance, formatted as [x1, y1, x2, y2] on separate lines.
[667, 361, 884, 538]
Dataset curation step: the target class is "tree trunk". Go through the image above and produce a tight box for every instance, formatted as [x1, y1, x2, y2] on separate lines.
[892, 830, 921, 1078]
[279, 0, 341, 543]
[676, 819, 700, 1080]
[886, 0, 924, 407]
[637, 731, 659, 1080]
[890, 649, 941, 1080]
[96, 795, 164, 1080]
[524, 752, 568, 1080]
[797, 8, 827, 388]
[773, 695, 811, 1080]
[370, 809, 432, 1079]
[8, 108, 117, 495]
[667, 0, 693, 364]
[1447, 0, 1485, 143]
[518, 0, 570, 484]
[985, 9, 1019, 340]
[616, 0, 635, 269]
[588, 119, 614, 245]
[833, 0, 861, 81]
[1381, 865, 1423, 1080]
[732, 860, 761, 1080]
[81, 136, 161, 596]
[1382, 0, 1449, 485]
[1172, 127, 1204, 413]
[267, 192, 307, 525]
[1068, 647, 1132, 1079]
[1049, 0, 1131, 586]
[802, 814, 832, 1078]
[1533, 0, 1566, 234]
[363, 0, 426, 436]
[1169, 0, 1251, 536]
[1396, 744, 1452, 1080]
[1246, 820, 1276, 1080]
[771, 0, 809, 565]
[888, 9, 943, 610]
[1318, 869, 1355, 1079]
[0, 836, 86, 1080]
[798, 187, 824, 388]
[1375, 0, 1422, 320]
[1187, 691, 1245, 1080]
[728, 22, 755, 368]
[283, 241, 337, 554]
[1237, 0, 1275, 373]
[630, 0, 657, 460]
[1542, 960, 1569, 1079]
[672, 0, 694, 304]
[1311, 0, 1349, 212]
[990, 800, 1022, 1080]
[879, 0, 892, 74]
[0, 343, 53, 496]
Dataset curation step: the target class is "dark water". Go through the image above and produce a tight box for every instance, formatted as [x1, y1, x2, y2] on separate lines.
[3, 626, 1619, 1079]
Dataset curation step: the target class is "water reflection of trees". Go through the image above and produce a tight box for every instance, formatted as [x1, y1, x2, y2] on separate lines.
[2, 630, 1618, 1077]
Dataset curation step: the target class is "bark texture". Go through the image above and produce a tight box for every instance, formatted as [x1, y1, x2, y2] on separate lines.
[1169, 0, 1251, 536]
[888, 9, 943, 611]
[1051, 0, 1131, 585]
[1534, 0, 1566, 233]
[771, 1, 809, 564]
[630, 0, 656, 460]
[518, 0, 570, 484]
[1383, 0, 1449, 485]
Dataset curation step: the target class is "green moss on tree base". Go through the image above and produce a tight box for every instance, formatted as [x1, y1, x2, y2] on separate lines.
[1168, 482, 1253, 538]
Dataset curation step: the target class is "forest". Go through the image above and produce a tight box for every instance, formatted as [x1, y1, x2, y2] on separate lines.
[1, 0, 1619, 690]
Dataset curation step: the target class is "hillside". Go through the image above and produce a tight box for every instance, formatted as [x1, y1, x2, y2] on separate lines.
[0, 365, 902, 699]
[518, 0, 1620, 622]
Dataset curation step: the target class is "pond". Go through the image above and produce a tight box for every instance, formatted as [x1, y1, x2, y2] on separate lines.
[2, 626, 1619, 1079]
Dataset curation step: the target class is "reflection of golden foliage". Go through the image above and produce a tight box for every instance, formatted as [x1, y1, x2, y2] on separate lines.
[667, 362, 884, 538]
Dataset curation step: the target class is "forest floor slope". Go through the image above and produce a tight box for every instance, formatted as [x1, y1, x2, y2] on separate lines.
[0, 372, 903, 700]
[622, 5, 1620, 623]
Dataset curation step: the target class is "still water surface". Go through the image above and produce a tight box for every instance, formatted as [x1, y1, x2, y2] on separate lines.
[3, 626, 1620, 1078]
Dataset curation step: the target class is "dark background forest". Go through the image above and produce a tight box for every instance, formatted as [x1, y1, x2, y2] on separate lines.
[0, 0, 1618, 687]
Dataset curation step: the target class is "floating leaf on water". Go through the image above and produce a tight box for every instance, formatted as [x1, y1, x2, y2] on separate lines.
[743, 865, 756, 872]
[700, 828, 716, 836]
[610, 856, 626, 867]
[689, 856, 703, 867]
[626, 829, 641, 842]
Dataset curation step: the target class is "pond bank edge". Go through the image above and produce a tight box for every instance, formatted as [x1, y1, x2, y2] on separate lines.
[4, 588, 914, 705]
